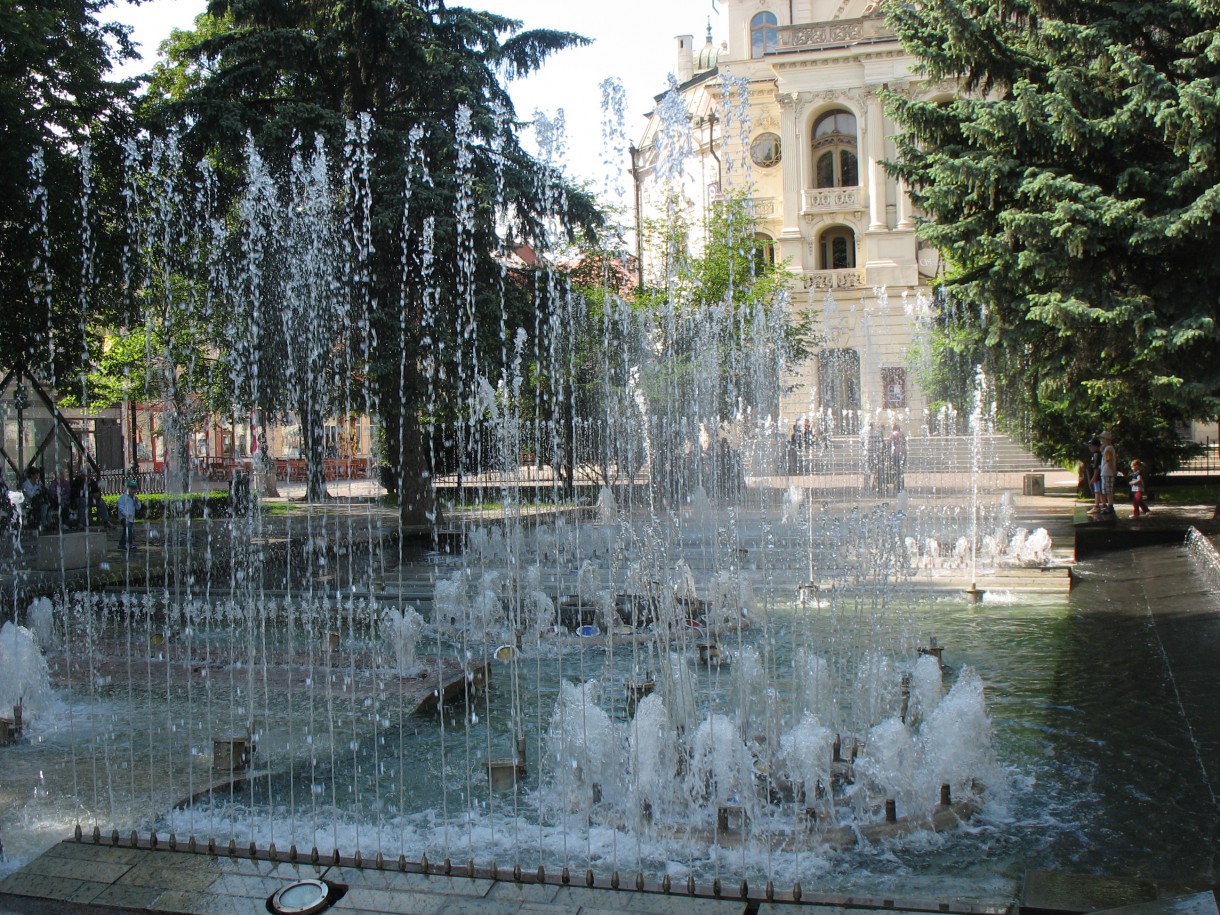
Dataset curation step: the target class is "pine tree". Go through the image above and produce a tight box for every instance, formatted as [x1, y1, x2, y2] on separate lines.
[140, 0, 601, 517]
[886, 0, 1220, 470]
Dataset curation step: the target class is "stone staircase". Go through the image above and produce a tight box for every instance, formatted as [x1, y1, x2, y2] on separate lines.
[813, 432, 1061, 475]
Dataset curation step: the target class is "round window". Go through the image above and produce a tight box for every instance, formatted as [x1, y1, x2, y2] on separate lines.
[750, 132, 782, 168]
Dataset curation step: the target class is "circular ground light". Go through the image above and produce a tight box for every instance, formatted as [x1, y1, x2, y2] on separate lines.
[268, 879, 332, 915]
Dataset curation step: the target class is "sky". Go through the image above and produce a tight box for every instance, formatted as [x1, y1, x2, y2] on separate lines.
[108, 0, 723, 189]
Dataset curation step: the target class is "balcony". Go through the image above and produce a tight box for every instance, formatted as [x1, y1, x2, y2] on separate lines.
[802, 186, 863, 215]
[709, 189, 779, 218]
[776, 16, 895, 53]
[802, 269, 866, 290]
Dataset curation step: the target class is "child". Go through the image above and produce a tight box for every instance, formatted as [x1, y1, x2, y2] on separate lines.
[1129, 459, 1150, 519]
[1085, 438, 1103, 515]
[117, 480, 139, 552]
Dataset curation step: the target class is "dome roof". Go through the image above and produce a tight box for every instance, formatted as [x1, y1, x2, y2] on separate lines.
[695, 23, 719, 72]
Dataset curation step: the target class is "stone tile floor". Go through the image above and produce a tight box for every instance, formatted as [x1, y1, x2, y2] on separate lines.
[4, 841, 1216, 915]
[0, 839, 761, 914]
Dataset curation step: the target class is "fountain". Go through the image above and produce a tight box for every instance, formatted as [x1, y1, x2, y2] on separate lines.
[0, 85, 1085, 903]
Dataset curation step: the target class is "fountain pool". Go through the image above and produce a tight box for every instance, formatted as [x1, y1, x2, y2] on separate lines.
[4, 512, 1216, 902]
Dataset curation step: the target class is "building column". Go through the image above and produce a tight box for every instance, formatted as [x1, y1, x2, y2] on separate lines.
[896, 176, 914, 229]
[779, 92, 803, 236]
[865, 92, 887, 231]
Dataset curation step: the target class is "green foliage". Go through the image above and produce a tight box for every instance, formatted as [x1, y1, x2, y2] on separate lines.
[1, 0, 137, 377]
[136, 0, 604, 517]
[623, 192, 815, 500]
[102, 490, 231, 521]
[886, 0, 1220, 471]
[635, 192, 815, 419]
[905, 293, 985, 423]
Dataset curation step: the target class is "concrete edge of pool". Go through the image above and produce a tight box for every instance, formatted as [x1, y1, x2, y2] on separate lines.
[1, 838, 1217, 915]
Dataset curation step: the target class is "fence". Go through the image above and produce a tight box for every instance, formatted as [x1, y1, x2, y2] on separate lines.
[1179, 438, 1219, 475]
[98, 458, 375, 496]
[98, 469, 166, 496]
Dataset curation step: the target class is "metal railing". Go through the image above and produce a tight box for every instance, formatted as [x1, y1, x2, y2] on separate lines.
[98, 469, 166, 496]
[1178, 438, 1218, 475]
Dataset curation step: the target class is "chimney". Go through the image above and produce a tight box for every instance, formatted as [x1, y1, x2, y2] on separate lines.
[676, 34, 694, 83]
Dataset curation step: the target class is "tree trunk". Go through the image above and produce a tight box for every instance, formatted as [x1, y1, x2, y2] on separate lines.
[301, 391, 329, 503]
[259, 454, 280, 498]
[399, 412, 440, 528]
[166, 397, 192, 494]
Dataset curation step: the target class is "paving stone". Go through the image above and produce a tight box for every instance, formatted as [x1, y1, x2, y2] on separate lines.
[205, 871, 300, 898]
[0, 873, 88, 902]
[153, 889, 266, 915]
[580, 894, 749, 914]
[485, 879, 562, 905]
[323, 865, 490, 897]
[324, 866, 437, 890]
[174, 853, 284, 876]
[42, 841, 151, 865]
[62, 880, 112, 905]
[115, 864, 219, 892]
[91, 882, 168, 909]
[435, 897, 566, 915]
[146, 890, 215, 915]
[11, 853, 133, 884]
[1093, 893, 1220, 915]
[331, 885, 447, 914]
[0, 871, 102, 904]
[550, 885, 749, 914]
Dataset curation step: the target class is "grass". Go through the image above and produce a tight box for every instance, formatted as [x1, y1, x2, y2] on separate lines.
[1146, 482, 1220, 506]
[439, 498, 563, 512]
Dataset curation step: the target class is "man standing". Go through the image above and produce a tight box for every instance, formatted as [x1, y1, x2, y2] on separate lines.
[117, 480, 139, 552]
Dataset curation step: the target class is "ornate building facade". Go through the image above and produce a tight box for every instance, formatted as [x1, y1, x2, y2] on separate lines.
[635, 0, 949, 433]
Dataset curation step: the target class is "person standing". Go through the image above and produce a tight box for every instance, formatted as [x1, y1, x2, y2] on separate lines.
[22, 468, 51, 530]
[1099, 431, 1118, 517]
[889, 423, 907, 493]
[117, 480, 139, 552]
[1129, 459, 1150, 518]
[1085, 438, 1103, 516]
[75, 470, 112, 528]
[53, 469, 73, 525]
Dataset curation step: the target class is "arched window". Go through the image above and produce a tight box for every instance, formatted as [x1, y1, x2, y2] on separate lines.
[811, 110, 859, 188]
[751, 12, 778, 58]
[754, 233, 776, 271]
[819, 227, 855, 269]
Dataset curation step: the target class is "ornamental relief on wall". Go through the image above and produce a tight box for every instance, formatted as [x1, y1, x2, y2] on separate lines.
[802, 270, 865, 290]
[787, 21, 863, 47]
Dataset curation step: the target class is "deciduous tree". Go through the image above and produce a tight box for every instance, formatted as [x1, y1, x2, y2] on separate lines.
[1, 0, 136, 387]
